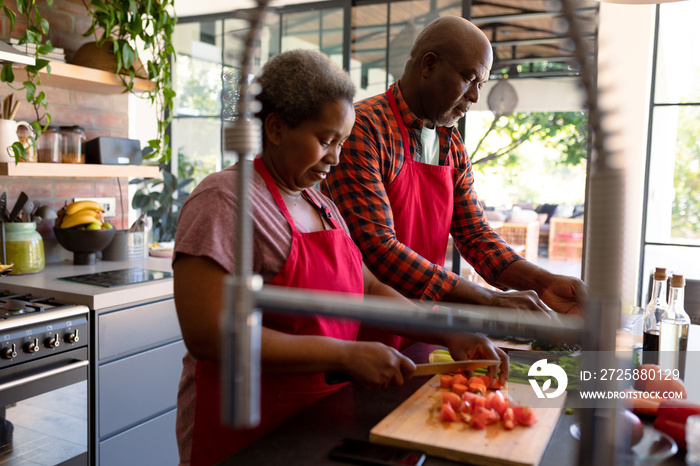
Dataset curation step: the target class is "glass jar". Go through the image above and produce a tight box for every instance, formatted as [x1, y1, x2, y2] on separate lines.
[36, 126, 62, 163]
[4, 222, 45, 274]
[60, 125, 86, 164]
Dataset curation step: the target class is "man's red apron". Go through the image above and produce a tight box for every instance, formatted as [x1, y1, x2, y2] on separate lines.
[189, 157, 364, 465]
[357, 88, 454, 351]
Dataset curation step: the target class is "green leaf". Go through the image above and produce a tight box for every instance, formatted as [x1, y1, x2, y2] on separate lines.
[3, 7, 16, 29]
[40, 18, 50, 35]
[122, 43, 135, 70]
[0, 65, 14, 83]
[92, 0, 109, 14]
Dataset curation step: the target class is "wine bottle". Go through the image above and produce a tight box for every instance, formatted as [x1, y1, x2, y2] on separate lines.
[642, 267, 668, 365]
[659, 274, 690, 379]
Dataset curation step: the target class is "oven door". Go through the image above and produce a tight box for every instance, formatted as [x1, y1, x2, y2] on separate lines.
[0, 347, 88, 466]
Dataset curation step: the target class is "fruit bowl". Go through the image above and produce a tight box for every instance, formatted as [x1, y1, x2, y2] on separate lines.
[53, 227, 116, 265]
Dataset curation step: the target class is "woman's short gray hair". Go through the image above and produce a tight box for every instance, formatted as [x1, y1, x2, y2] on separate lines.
[256, 49, 355, 129]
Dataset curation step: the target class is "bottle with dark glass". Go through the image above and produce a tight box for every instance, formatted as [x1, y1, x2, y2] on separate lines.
[642, 267, 668, 364]
[659, 274, 690, 379]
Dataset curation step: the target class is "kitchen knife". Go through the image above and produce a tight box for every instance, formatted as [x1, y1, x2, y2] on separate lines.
[325, 359, 499, 385]
[8, 192, 28, 223]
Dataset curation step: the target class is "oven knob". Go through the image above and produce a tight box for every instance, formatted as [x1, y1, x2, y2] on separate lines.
[24, 338, 40, 353]
[64, 329, 79, 344]
[45, 334, 61, 349]
[2, 344, 16, 359]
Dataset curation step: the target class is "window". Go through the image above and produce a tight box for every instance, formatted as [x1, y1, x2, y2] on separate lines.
[641, 0, 700, 297]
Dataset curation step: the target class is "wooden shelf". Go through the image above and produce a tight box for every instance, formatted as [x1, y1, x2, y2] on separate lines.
[13, 61, 155, 94]
[0, 162, 159, 178]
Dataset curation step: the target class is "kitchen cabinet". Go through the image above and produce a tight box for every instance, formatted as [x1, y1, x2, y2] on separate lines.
[0, 259, 184, 465]
[94, 297, 185, 466]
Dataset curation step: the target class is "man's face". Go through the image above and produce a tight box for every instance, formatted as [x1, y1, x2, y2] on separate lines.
[421, 43, 493, 128]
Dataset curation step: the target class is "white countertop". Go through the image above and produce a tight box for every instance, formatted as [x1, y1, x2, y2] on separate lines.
[0, 257, 174, 310]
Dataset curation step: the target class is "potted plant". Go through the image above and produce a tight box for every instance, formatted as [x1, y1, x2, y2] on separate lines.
[81, 0, 177, 163]
[0, 0, 56, 162]
[130, 159, 194, 243]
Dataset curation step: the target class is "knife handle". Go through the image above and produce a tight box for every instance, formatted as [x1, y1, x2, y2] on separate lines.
[325, 372, 353, 385]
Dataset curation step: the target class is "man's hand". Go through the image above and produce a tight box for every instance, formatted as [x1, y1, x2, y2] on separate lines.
[495, 260, 588, 315]
[538, 274, 588, 315]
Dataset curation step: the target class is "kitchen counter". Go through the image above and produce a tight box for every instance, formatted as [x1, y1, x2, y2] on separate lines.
[0, 257, 174, 310]
[223, 342, 695, 466]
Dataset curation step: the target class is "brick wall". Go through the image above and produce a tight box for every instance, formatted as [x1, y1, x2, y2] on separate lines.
[1, 0, 135, 238]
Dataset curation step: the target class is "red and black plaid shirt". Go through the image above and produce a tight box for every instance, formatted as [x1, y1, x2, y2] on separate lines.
[323, 82, 522, 301]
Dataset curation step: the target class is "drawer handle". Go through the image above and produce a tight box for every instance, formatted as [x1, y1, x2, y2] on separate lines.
[0, 360, 89, 392]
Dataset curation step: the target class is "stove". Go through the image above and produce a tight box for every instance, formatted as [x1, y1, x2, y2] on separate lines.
[0, 291, 89, 369]
[0, 290, 89, 465]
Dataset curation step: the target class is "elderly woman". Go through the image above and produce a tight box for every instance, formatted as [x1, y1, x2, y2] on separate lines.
[173, 49, 508, 466]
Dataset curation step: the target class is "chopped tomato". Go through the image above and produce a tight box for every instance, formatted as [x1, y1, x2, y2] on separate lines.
[442, 392, 462, 411]
[462, 391, 480, 404]
[512, 405, 538, 426]
[459, 400, 472, 415]
[452, 373, 469, 387]
[452, 383, 468, 397]
[503, 407, 516, 430]
[477, 375, 492, 389]
[471, 395, 486, 411]
[440, 374, 454, 389]
[460, 412, 473, 424]
[469, 406, 498, 429]
[440, 400, 460, 422]
[486, 390, 508, 418]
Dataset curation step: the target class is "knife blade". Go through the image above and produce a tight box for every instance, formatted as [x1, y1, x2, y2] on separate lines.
[412, 359, 499, 377]
[324, 359, 499, 385]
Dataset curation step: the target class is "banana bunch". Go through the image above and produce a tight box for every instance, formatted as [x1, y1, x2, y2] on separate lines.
[56, 200, 105, 229]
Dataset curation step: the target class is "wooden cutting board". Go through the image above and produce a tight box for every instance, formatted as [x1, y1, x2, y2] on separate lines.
[370, 376, 566, 466]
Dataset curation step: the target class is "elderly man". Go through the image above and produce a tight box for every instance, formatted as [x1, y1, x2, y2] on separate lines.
[324, 16, 586, 348]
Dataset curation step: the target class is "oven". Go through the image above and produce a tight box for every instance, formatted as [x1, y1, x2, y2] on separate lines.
[0, 291, 89, 466]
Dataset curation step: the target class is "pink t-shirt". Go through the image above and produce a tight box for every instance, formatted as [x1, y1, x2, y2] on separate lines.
[173, 162, 352, 465]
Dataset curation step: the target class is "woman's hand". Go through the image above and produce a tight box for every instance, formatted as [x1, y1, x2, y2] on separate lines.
[442, 333, 509, 387]
[344, 341, 416, 390]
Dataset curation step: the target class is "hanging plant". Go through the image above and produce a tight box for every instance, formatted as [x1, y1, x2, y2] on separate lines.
[0, 0, 55, 162]
[81, 0, 177, 162]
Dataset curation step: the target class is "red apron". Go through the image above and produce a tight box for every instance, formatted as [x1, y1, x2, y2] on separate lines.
[189, 157, 364, 465]
[357, 88, 455, 351]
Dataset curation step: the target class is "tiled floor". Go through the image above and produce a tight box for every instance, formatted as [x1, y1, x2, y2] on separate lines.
[0, 382, 87, 465]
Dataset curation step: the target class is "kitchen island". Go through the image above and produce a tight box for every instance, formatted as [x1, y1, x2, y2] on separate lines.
[1, 257, 182, 466]
[223, 341, 695, 466]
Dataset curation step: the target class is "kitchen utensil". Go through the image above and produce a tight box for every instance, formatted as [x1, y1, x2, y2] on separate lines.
[29, 201, 40, 221]
[0, 192, 7, 222]
[370, 375, 566, 466]
[22, 200, 34, 222]
[325, 359, 499, 385]
[8, 192, 28, 222]
[8, 101, 19, 121]
[412, 359, 499, 376]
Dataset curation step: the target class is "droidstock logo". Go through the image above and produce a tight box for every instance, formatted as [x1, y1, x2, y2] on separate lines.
[528, 359, 568, 399]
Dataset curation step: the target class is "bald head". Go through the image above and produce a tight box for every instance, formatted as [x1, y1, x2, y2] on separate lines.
[399, 16, 493, 128]
[404, 16, 492, 75]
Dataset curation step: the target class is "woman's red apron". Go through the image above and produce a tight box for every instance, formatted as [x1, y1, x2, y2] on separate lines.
[189, 157, 364, 465]
[357, 88, 455, 351]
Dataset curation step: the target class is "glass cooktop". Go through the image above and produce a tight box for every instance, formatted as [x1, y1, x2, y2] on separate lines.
[59, 268, 173, 288]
